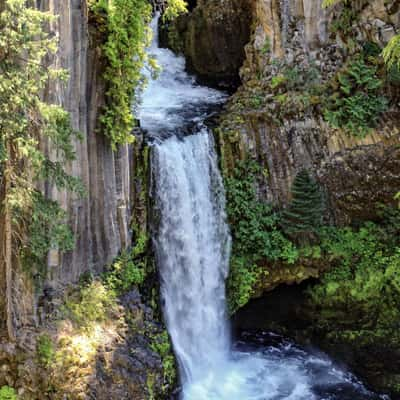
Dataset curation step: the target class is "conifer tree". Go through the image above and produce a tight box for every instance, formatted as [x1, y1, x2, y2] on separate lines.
[281, 170, 324, 242]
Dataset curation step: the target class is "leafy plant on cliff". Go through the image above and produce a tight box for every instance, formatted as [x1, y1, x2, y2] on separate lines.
[62, 281, 118, 330]
[89, 0, 152, 149]
[324, 57, 388, 136]
[150, 330, 177, 392]
[281, 170, 324, 243]
[225, 161, 298, 313]
[163, 0, 188, 21]
[103, 232, 149, 294]
[0, 386, 17, 400]
[0, 0, 83, 283]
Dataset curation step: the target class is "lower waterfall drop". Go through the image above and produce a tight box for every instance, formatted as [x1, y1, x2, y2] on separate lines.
[139, 14, 388, 400]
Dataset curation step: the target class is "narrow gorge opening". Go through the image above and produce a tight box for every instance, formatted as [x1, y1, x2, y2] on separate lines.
[138, 14, 388, 400]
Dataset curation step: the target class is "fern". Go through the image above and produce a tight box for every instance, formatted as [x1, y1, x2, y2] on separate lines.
[383, 34, 400, 69]
[324, 57, 388, 137]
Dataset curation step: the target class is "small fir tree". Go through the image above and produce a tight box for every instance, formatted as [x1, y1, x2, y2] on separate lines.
[281, 170, 324, 242]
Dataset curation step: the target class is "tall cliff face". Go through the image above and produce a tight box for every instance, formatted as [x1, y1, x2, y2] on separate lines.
[216, 0, 400, 224]
[0, 0, 136, 340]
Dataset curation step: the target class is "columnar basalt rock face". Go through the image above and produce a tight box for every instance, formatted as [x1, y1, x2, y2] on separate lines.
[0, 0, 134, 341]
[217, 0, 400, 224]
[164, 0, 253, 86]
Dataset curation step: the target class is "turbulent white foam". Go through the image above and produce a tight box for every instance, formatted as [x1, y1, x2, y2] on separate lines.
[138, 15, 225, 137]
[139, 14, 388, 400]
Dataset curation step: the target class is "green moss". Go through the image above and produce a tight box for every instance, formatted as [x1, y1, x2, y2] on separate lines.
[62, 281, 118, 331]
[103, 232, 149, 295]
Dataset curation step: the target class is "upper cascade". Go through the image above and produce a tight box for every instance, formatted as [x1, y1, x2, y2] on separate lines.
[138, 14, 226, 140]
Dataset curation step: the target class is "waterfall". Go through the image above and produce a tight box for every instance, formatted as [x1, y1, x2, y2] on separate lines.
[152, 131, 231, 383]
[138, 14, 388, 400]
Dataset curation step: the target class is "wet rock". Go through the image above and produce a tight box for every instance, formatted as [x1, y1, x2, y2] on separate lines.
[163, 0, 253, 87]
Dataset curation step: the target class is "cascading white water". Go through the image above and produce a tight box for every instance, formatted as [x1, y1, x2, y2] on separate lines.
[138, 14, 388, 400]
[152, 132, 231, 384]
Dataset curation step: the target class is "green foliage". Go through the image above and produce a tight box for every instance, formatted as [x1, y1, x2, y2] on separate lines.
[227, 257, 260, 313]
[383, 34, 400, 69]
[281, 170, 324, 242]
[89, 0, 152, 149]
[0, 0, 82, 274]
[150, 330, 177, 391]
[62, 281, 118, 330]
[324, 57, 388, 136]
[163, 0, 188, 21]
[37, 334, 55, 368]
[0, 386, 17, 400]
[308, 217, 400, 343]
[20, 193, 74, 275]
[330, 6, 357, 36]
[225, 161, 298, 313]
[225, 161, 298, 263]
[103, 233, 148, 294]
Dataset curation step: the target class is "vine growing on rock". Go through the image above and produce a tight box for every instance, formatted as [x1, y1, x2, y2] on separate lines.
[0, 0, 83, 329]
[89, 0, 153, 149]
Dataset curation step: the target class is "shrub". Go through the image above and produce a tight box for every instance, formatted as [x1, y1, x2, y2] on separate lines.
[103, 233, 148, 294]
[308, 219, 400, 339]
[227, 257, 259, 314]
[63, 281, 117, 330]
[89, 0, 153, 149]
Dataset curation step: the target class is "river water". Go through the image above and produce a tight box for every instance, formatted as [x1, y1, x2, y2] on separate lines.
[138, 15, 389, 400]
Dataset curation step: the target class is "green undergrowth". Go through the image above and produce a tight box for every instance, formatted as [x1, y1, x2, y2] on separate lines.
[149, 330, 177, 393]
[307, 208, 400, 346]
[89, 0, 188, 149]
[324, 56, 389, 137]
[62, 232, 149, 331]
[0, 386, 17, 400]
[225, 161, 299, 313]
[225, 160, 400, 322]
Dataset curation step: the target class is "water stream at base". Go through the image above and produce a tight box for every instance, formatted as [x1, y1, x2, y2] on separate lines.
[138, 15, 389, 400]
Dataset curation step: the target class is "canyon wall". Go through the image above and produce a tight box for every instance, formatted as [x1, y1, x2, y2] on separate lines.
[219, 0, 400, 224]
[0, 0, 135, 341]
[168, 0, 400, 223]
